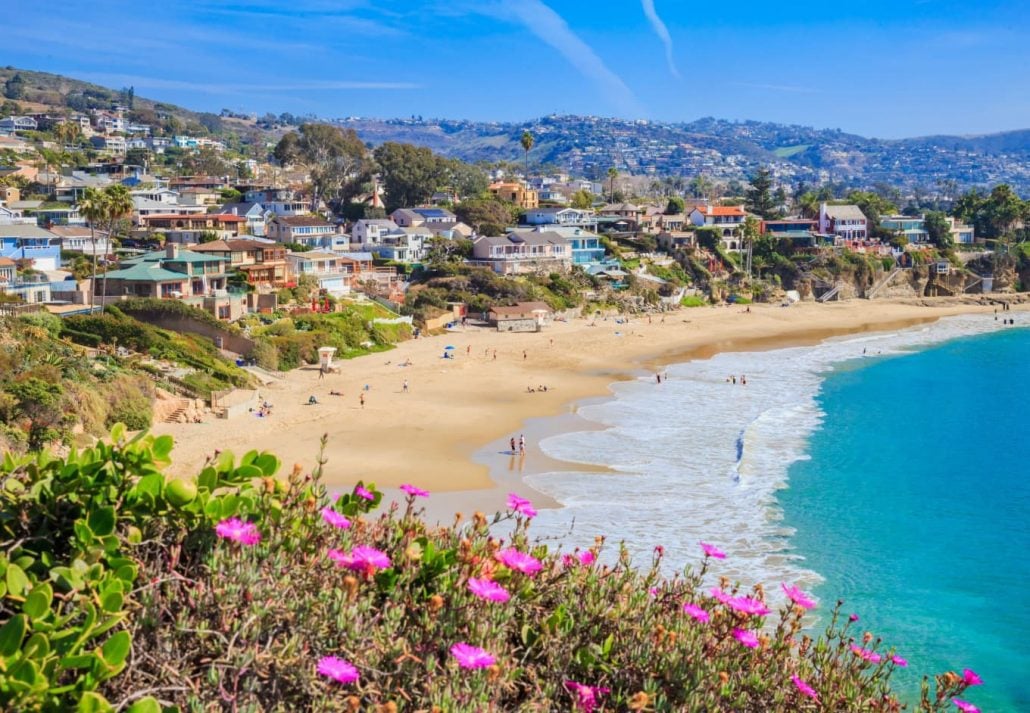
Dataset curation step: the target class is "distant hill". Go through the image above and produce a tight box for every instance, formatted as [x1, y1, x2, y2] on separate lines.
[3, 66, 1028, 194]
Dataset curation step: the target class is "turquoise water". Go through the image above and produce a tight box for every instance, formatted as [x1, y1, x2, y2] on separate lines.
[781, 328, 1030, 711]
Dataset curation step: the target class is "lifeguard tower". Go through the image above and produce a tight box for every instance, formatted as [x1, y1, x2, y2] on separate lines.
[318, 347, 338, 373]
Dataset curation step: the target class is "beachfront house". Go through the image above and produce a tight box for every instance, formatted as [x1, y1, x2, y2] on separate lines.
[266, 215, 340, 250]
[488, 301, 554, 332]
[689, 206, 747, 237]
[285, 251, 351, 296]
[99, 244, 230, 300]
[190, 239, 289, 288]
[470, 231, 571, 275]
[881, 215, 929, 244]
[818, 203, 869, 240]
[948, 217, 975, 245]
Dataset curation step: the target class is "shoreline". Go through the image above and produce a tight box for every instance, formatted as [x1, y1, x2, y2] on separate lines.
[155, 296, 1027, 515]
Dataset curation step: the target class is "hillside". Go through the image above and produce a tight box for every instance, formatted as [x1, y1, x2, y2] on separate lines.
[3, 66, 1028, 193]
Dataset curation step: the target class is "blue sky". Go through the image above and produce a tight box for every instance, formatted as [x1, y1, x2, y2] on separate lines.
[6, 0, 1029, 138]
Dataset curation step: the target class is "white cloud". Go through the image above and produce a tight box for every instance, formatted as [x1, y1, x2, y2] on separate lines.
[641, 0, 679, 78]
[475, 0, 644, 117]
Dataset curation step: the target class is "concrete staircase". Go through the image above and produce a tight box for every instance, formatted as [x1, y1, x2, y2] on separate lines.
[163, 400, 189, 424]
[866, 268, 903, 299]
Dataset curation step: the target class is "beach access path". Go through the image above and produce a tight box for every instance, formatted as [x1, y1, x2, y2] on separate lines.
[153, 297, 1021, 505]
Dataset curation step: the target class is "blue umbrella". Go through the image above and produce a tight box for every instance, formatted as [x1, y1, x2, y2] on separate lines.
[444, 345, 456, 350]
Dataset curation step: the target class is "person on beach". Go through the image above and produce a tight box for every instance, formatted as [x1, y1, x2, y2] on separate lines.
[359, 393, 365, 409]
[656, 373, 661, 384]
[510, 437, 516, 454]
[741, 375, 747, 385]
[523, 350, 527, 360]
[519, 434, 526, 455]
[318, 366, 325, 380]
[493, 349, 497, 361]
[403, 379, 409, 393]
[467, 345, 471, 356]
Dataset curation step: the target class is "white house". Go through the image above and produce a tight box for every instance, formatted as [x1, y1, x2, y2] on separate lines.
[0, 116, 38, 132]
[689, 205, 746, 236]
[352, 219, 400, 245]
[522, 207, 597, 229]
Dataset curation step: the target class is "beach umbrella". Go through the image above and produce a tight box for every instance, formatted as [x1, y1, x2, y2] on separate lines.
[444, 345, 455, 350]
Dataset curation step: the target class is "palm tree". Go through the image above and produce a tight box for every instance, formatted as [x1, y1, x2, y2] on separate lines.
[99, 185, 133, 304]
[78, 187, 106, 311]
[520, 131, 534, 177]
[607, 167, 618, 203]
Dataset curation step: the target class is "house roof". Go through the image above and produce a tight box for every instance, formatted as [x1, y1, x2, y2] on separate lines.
[337, 252, 373, 261]
[287, 251, 338, 260]
[216, 202, 265, 216]
[822, 204, 867, 221]
[139, 213, 245, 222]
[489, 301, 553, 315]
[124, 249, 228, 265]
[0, 257, 16, 267]
[0, 224, 56, 239]
[47, 226, 97, 239]
[693, 206, 746, 217]
[273, 215, 333, 227]
[101, 262, 188, 283]
[412, 207, 455, 219]
[191, 239, 282, 252]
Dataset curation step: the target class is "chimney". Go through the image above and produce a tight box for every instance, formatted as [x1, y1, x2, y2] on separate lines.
[166, 243, 179, 259]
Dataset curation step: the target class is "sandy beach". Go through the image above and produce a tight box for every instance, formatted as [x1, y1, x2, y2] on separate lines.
[154, 296, 1024, 509]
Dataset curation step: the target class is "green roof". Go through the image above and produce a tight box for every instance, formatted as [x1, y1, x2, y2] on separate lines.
[101, 262, 188, 283]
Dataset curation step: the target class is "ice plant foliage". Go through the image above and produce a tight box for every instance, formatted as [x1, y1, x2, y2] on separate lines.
[320, 506, 350, 529]
[506, 492, 538, 518]
[450, 642, 496, 669]
[495, 547, 543, 576]
[791, 675, 819, 701]
[399, 483, 429, 498]
[733, 628, 760, 649]
[564, 680, 610, 713]
[316, 656, 359, 684]
[699, 541, 726, 559]
[214, 517, 261, 545]
[682, 602, 710, 623]
[781, 583, 816, 610]
[468, 577, 511, 603]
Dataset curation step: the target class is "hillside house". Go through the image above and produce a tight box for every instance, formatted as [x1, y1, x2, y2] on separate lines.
[390, 207, 457, 227]
[216, 202, 268, 236]
[948, 217, 975, 245]
[285, 251, 351, 296]
[190, 239, 289, 288]
[471, 231, 571, 274]
[137, 214, 246, 243]
[488, 182, 539, 210]
[689, 205, 747, 237]
[522, 207, 597, 230]
[0, 224, 62, 271]
[266, 215, 339, 248]
[100, 244, 230, 299]
[881, 215, 929, 244]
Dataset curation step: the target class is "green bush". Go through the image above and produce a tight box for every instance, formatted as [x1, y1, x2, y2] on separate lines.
[0, 433, 985, 711]
[681, 295, 708, 308]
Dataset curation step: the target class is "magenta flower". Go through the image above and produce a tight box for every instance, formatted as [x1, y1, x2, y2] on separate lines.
[495, 548, 542, 576]
[354, 485, 374, 501]
[962, 669, 983, 686]
[891, 655, 908, 667]
[699, 541, 726, 559]
[320, 506, 351, 529]
[791, 675, 819, 701]
[399, 483, 429, 498]
[850, 645, 882, 664]
[733, 628, 760, 649]
[506, 492, 538, 518]
[709, 587, 733, 604]
[214, 517, 261, 545]
[849, 613, 860, 622]
[648, 587, 659, 598]
[317, 655, 359, 684]
[726, 595, 771, 617]
[328, 546, 391, 574]
[953, 701, 980, 713]
[468, 577, 511, 603]
[781, 583, 816, 610]
[577, 549, 596, 566]
[450, 642, 495, 669]
[564, 680, 610, 713]
[682, 602, 710, 623]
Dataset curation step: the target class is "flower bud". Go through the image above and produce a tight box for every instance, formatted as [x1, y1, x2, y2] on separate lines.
[429, 594, 445, 612]
[343, 575, 359, 601]
[487, 664, 501, 682]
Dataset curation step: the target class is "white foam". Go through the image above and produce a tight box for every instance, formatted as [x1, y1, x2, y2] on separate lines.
[525, 314, 1010, 607]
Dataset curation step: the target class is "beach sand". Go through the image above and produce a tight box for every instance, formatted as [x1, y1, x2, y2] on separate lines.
[154, 297, 1021, 510]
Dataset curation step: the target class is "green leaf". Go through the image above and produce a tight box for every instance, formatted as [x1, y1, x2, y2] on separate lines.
[0, 613, 27, 657]
[100, 630, 131, 667]
[77, 691, 114, 713]
[254, 452, 281, 477]
[152, 434, 174, 459]
[125, 697, 162, 713]
[22, 632, 50, 660]
[198, 466, 218, 491]
[134, 473, 164, 500]
[109, 423, 126, 444]
[88, 506, 116, 537]
[100, 590, 124, 614]
[23, 583, 53, 619]
[6, 563, 30, 597]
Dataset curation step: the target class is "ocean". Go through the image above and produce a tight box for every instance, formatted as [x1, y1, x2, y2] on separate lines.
[525, 315, 1027, 711]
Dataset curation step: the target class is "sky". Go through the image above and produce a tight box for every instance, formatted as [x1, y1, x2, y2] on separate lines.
[5, 0, 1029, 139]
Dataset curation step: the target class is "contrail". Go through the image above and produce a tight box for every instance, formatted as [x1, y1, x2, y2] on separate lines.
[641, 0, 679, 78]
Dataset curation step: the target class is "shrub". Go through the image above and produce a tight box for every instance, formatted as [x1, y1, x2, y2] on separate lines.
[0, 433, 986, 711]
[681, 295, 708, 308]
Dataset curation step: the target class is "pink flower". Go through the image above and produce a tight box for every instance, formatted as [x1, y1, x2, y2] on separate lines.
[781, 583, 816, 610]
[791, 675, 819, 701]
[726, 595, 771, 617]
[327, 546, 391, 574]
[400, 483, 429, 498]
[317, 655, 359, 684]
[577, 550, 596, 566]
[891, 655, 908, 667]
[468, 577, 510, 603]
[564, 681, 610, 713]
[953, 701, 980, 713]
[682, 602, 710, 623]
[648, 587, 660, 598]
[733, 628, 760, 649]
[709, 587, 733, 604]
[962, 669, 983, 686]
[354, 485, 374, 501]
[699, 541, 726, 559]
[214, 517, 261, 545]
[850, 645, 882, 663]
[506, 492, 537, 518]
[320, 506, 351, 529]
[849, 613, 860, 622]
[450, 642, 495, 669]
[495, 548, 542, 576]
